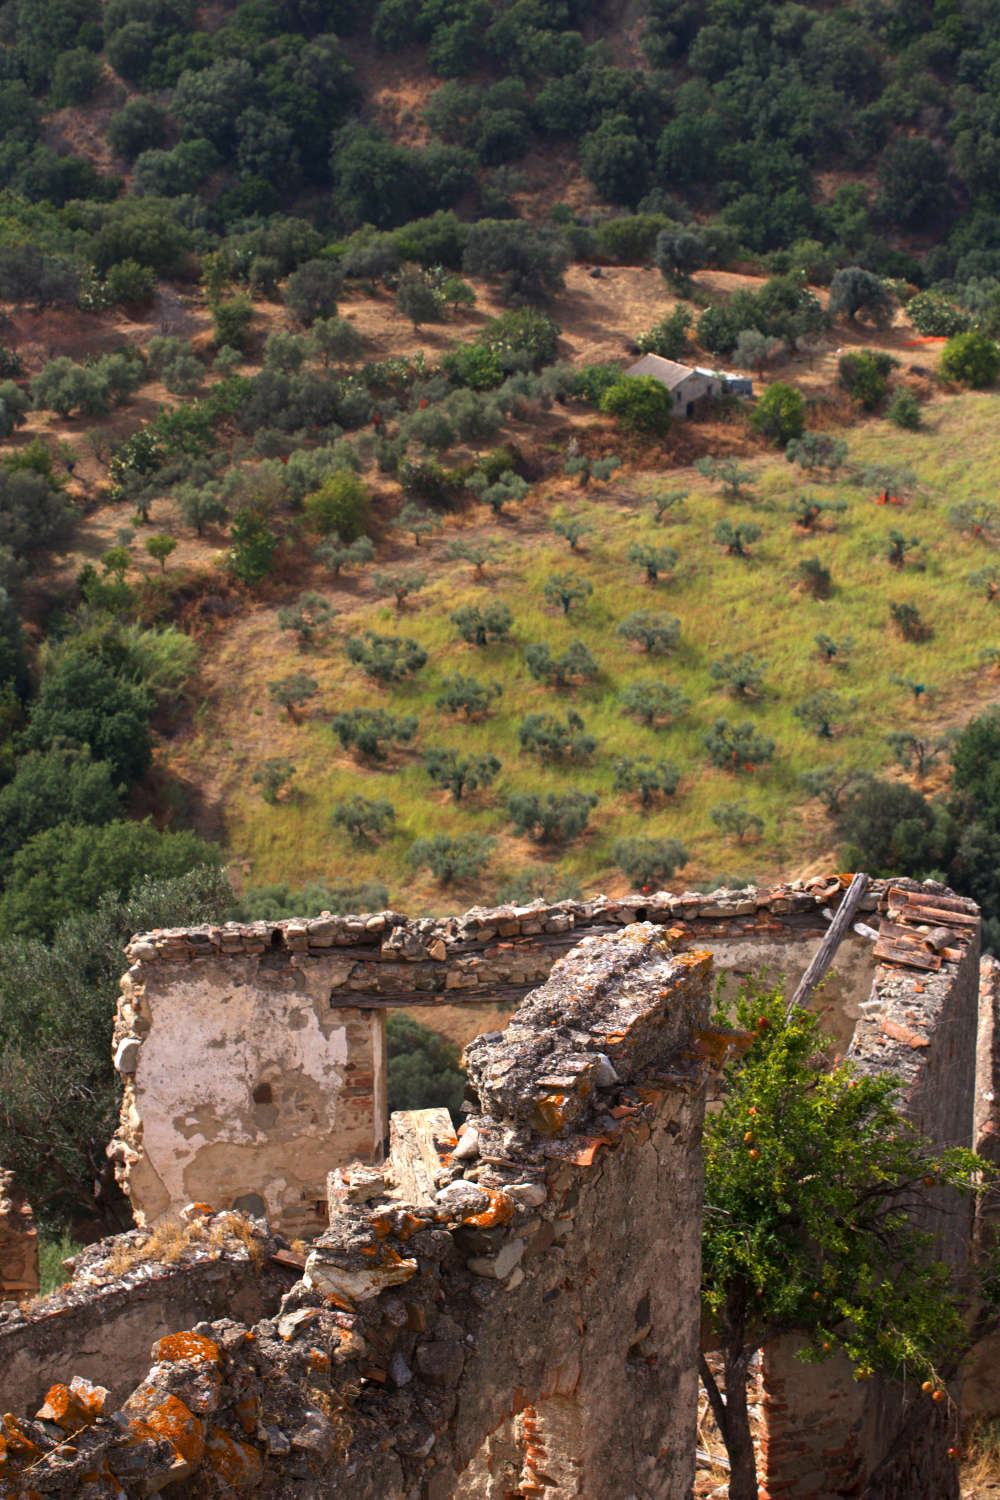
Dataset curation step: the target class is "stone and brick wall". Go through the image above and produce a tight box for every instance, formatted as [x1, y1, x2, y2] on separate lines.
[962, 953, 1000, 1416]
[0, 1171, 37, 1305]
[758, 881, 982, 1500]
[111, 876, 881, 1232]
[1, 924, 714, 1499]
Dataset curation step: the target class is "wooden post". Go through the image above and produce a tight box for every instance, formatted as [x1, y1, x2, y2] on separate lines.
[788, 872, 870, 1015]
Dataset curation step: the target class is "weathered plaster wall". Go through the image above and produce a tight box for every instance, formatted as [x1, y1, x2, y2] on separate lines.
[111, 951, 385, 1237]
[4, 924, 713, 1500]
[112, 877, 879, 1231]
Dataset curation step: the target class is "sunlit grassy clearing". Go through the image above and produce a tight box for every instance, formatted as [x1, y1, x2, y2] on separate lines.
[209, 391, 1000, 911]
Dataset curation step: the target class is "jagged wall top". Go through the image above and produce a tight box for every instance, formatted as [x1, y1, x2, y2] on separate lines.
[124, 876, 872, 967]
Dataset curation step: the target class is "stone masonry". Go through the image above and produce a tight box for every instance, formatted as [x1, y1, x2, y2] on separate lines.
[110, 876, 879, 1234]
[0, 874, 988, 1498]
[757, 881, 982, 1500]
[0, 924, 714, 1499]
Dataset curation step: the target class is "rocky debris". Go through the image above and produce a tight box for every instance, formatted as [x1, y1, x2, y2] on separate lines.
[7, 896, 974, 1499]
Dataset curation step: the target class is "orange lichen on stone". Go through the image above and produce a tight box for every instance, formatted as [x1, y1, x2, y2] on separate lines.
[533, 1092, 568, 1134]
[2, 1416, 41, 1459]
[35, 1384, 98, 1431]
[393, 1211, 429, 1241]
[204, 1427, 264, 1489]
[151, 1330, 223, 1366]
[379, 1243, 413, 1268]
[140, 1395, 206, 1467]
[80, 1462, 125, 1496]
[675, 949, 712, 969]
[464, 1189, 516, 1229]
[309, 1349, 331, 1372]
[235, 1397, 258, 1436]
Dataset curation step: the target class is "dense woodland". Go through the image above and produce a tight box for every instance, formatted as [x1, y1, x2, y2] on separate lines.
[5, 0, 1000, 1235]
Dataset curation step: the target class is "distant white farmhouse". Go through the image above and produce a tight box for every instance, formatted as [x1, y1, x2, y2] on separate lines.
[624, 354, 752, 418]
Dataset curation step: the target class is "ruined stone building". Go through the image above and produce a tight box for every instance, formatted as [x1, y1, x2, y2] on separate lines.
[0, 876, 994, 1498]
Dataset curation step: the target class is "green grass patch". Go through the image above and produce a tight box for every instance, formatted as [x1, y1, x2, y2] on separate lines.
[38, 1231, 83, 1296]
[208, 390, 1000, 911]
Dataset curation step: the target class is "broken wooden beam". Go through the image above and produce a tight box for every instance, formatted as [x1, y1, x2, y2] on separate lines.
[789, 872, 870, 1014]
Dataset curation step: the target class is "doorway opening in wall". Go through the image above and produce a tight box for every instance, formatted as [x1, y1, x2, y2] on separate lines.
[386, 1011, 466, 1127]
[384, 1001, 519, 1131]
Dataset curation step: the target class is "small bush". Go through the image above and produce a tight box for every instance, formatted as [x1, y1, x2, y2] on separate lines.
[889, 601, 930, 641]
[710, 801, 763, 842]
[507, 789, 597, 843]
[423, 748, 501, 800]
[571, 364, 620, 404]
[619, 679, 690, 726]
[616, 612, 681, 654]
[252, 758, 297, 804]
[907, 290, 969, 337]
[267, 672, 318, 720]
[277, 593, 336, 647]
[838, 350, 896, 410]
[346, 631, 427, 682]
[523, 639, 598, 686]
[702, 719, 776, 771]
[635, 307, 692, 360]
[304, 472, 371, 541]
[939, 330, 1000, 389]
[750, 382, 804, 444]
[798, 556, 832, 597]
[331, 795, 395, 843]
[612, 756, 680, 807]
[886, 388, 921, 429]
[226, 509, 277, 585]
[407, 833, 494, 884]
[212, 296, 254, 351]
[330, 707, 417, 759]
[613, 836, 688, 887]
[518, 710, 595, 761]
[451, 601, 513, 645]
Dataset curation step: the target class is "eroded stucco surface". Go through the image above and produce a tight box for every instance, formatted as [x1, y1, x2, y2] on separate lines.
[114, 957, 381, 1233]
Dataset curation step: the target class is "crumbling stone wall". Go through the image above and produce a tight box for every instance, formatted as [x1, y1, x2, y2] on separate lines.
[112, 877, 879, 1231]
[0, 881, 989, 1498]
[0, 1172, 37, 1305]
[962, 953, 1000, 1416]
[0, 1211, 289, 1419]
[758, 881, 982, 1500]
[2, 924, 714, 1499]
